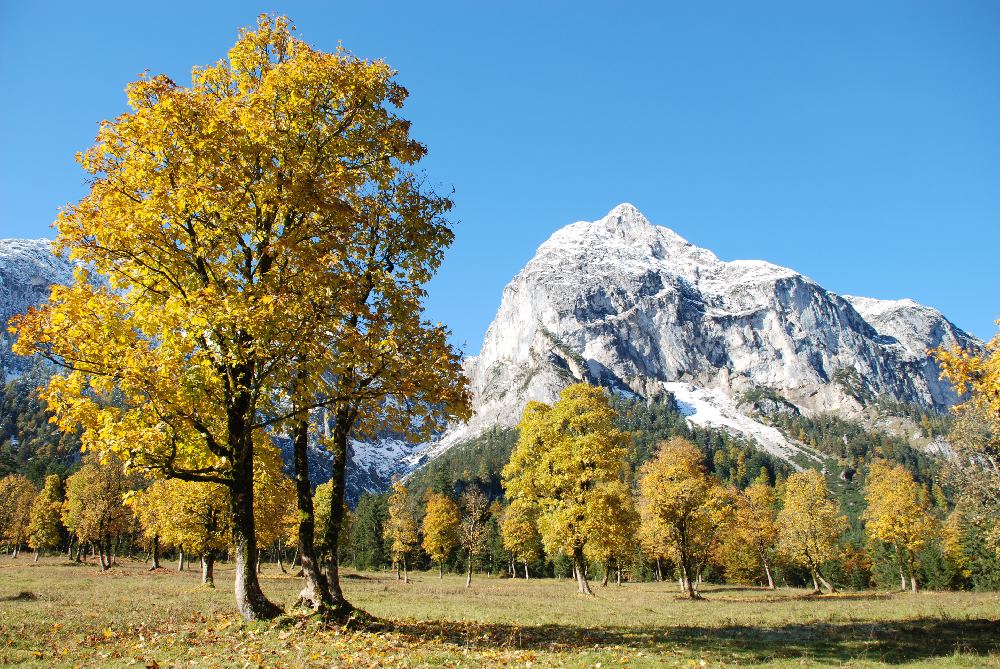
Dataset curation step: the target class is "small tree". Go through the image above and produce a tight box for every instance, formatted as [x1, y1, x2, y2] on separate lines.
[502, 383, 629, 595]
[723, 482, 779, 589]
[500, 500, 543, 579]
[27, 474, 65, 560]
[0, 474, 38, 558]
[384, 481, 418, 582]
[459, 488, 490, 588]
[422, 492, 460, 578]
[62, 453, 135, 570]
[777, 469, 847, 594]
[863, 460, 936, 592]
[637, 438, 724, 598]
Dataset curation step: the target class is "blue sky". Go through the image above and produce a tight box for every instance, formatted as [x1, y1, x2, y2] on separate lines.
[1, 1, 998, 350]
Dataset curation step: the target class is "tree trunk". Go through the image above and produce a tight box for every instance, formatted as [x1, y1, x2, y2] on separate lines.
[616, 565, 622, 586]
[601, 561, 610, 587]
[763, 557, 775, 590]
[439, 562, 444, 579]
[466, 553, 473, 588]
[230, 450, 281, 621]
[11, 543, 18, 559]
[66, 536, 74, 559]
[202, 552, 216, 588]
[178, 545, 185, 572]
[908, 557, 919, 593]
[321, 405, 354, 613]
[524, 562, 529, 580]
[33, 549, 39, 562]
[395, 562, 401, 580]
[573, 546, 593, 595]
[816, 569, 836, 594]
[291, 414, 333, 611]
[654, 558, 663, 582]
[403, 556, 409, 584]
[896, 546, 907, 592]
[150, 536, 160, 570]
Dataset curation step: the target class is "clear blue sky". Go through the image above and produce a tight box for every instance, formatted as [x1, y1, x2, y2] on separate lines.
[2, 1, 998, 350]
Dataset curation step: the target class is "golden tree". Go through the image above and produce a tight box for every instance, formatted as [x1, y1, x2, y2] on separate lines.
[933, 335, 1000, 559]
[384, 481, 418, 582]
[421, 492, 460, 578]
[502, 383, 629, 595]
[776, 469, 847, 593]
[10, 15, 468, 620]
[27, 474, 65, 560]
[500, 499, 543, 579]
[131, 479, 230, 585]
[722, 482, 779, 589]
[584, 481, 637, 587]
[862, 460, 936, 592]
[0, 474, 37, 558]
[637, 438, 729, 598]
[62, 453, 136, 571]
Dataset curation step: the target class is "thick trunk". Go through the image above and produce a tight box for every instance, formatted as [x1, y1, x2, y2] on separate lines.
[150, 536, 160, 570]
[524, 562, 529, 580]
[896, 546, 907, 592]
[178, 546, 185, 572]
[230, 454, 281, 621]
[616, 566, 622, 586]
[291, 415, 333, 611]
[66, 536, 73, 559]
[654, 558, 663, 582]
[601, 561, 610, 587]
[810, 568, 820, 594]
[682, 562, 697, 599]
[908, 558, 919, 593]
[439, 563, 444, 579]
[573, 547, 593, 595]
[395, 562, 401, 580]
[11, 543, 18, 559]
[202, 552, 215, 587]
[321, 406, 354, 612]
[33, 549, 39, 562]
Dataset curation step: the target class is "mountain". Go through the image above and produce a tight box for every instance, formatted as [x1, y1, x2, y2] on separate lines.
[445, 204, 978, 463]
[0, 239, 74, 381]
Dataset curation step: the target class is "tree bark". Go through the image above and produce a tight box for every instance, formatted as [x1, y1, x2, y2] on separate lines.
[763, 557, 775, 590]
[466, 552, 473, 588]
[403, 555, 409, 584]
[601, 561, 610, 587]
[816, 569, 836, 594]
[202, 552, 215, 587]
[573, 546, 593, 595]
[439, 562, 444, 579]
[178, 545, 185, 572]
[33, 549, 39, 562]
[230, 447, 281, 621]
[810, 568, 820, 594]
[291, 414, 333, 611]
[321, 405, 354, 614]
[150, 536, 160, 570]
[524, 562, 529, 580]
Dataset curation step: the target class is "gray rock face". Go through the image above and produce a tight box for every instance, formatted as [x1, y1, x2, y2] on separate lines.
[0, 239, 74, 380]
[456, 204, 979, 443]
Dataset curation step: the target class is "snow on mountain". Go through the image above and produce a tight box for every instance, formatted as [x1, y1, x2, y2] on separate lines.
[440, 204, 980, 465]
[0, 239, 74, 381]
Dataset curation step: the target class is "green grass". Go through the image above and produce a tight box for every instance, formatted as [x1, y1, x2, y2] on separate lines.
[1, 557, 998, 667]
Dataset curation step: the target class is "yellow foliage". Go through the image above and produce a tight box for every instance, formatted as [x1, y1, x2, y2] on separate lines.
[502, 384, 628, 562]
[863, 460, 936, 590]
[422, 492, 460, 571]
[28, 475, 65, 552]
[776, 469, 847, 592]
[384, 481, 418, 569]
[0, 474, 38, 550]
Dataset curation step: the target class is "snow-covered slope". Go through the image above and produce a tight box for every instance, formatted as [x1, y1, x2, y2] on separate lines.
[443, 204, 979, 461]
[0, 239, 74, 381]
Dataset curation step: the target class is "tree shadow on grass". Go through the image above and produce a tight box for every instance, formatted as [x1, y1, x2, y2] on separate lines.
[383, 617, 1000, 665]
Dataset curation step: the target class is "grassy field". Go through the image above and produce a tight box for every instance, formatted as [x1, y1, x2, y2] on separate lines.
[1, 557, 998, 668]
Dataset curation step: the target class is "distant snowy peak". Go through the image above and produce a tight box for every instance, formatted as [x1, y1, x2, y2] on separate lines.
[458, 204, 981, 454]
[842, 295, 976, 361]
[0, 238, 74, 380]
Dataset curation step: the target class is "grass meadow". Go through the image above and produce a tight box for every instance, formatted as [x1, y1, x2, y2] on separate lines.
[1, 557, 998, 668]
